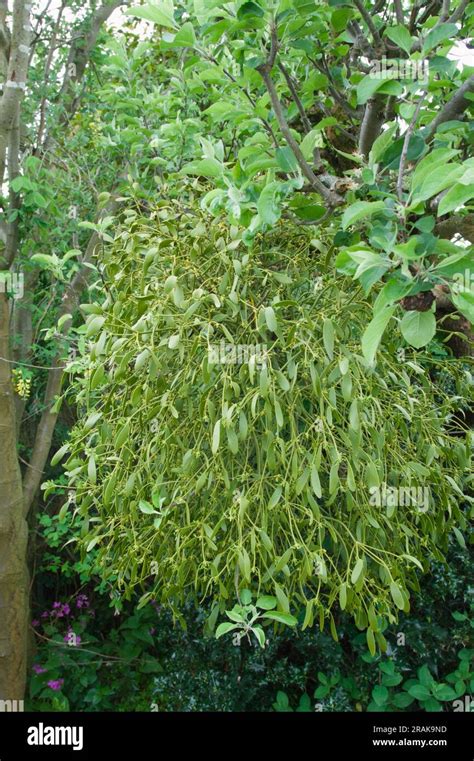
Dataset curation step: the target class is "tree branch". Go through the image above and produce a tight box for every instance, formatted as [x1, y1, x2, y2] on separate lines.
[0, 0, 30, 188]
[448, 0, 470, 23]
[424, 74, 474, 140]
[258, 66, 343, 206]
[353, 0, 382, 47]
[278, 62, 312, 135]
[435, 214, 474, 243]
[358, 96, 385, 157]
[397, 94, 426, 202]
[393, 0, 404, 24]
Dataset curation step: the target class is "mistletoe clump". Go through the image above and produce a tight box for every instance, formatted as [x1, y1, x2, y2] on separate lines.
[56, 205, 472, 651]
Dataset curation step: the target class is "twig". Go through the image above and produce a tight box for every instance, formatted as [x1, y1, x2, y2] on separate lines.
[278, 62, 312, 135]
[258, 66, 343, 206]
[393, 0, 404, 24]
[448, 0, 469, 22]
[397, 93, 426, 202]
[353, 0, 382, 46]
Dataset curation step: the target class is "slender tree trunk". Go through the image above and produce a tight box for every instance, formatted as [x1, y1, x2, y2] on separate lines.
[0, 293, 28, 700]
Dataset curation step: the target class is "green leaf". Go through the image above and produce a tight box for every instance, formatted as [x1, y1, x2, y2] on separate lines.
[276, 147, 299, 173]
[412, 163, 464, 204]
[384, 25, 413, 55]
[268, 485, 282, 509]
[126, 1, 177, 29]
[173, 21, 196, 46]
[372, 685, 389, 707]
[438, 183, 474, 215]
[400, 310, 436, 349]
[452, 289, 474, 324]
[204, 101, 240, 121]
[367, 627, 376, 656]
[410, 148, 459, 192]
[274, 582, 290, 611]
[408, 683, 431, 701]
[211, 419, 221, 455]
[300, 129, 324, 161]
[452, 527, 466, 549]
[422, 23, 458, 55]
[139, 500, 157, 514]
[86, 315, 106, 337]
[390, 582, 405, 610]
[253, 626, 266, 648]
[168, 333, 180, 349]
[31, 191, 48, 208]
[256, 595, 277, 610]
[264, 305, 278, 332]
[342, 201, 386, 230]
[361, 306, 396, 364]
[369, 122, 398, 165]
[84, 411, 102, 431]
[134, 348, 150, 371]
[339, 582, 347, 610]
[393, 692, 415, 708]
[356, 75, 386, 105]
[310, 466, 322, 499]
[11, 175, 31, 192]
[226, 426, 239, 454]
[323, 318, 334, 360]
[240, 588, 252, 605]
[257, 182, 282, 226]
[262, 611, 298, 626]
[351, 557, 365, 585]
[50, 443, 70, 466]
[181, 158, 223, 177]
[115, 420, 131, 448]
[215, 622, 239, 638]
[432, 683, 457, 701]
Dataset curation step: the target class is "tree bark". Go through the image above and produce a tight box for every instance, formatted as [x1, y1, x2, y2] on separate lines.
[0, 293, 28, 701]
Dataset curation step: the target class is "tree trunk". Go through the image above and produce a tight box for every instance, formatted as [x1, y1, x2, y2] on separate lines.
[0, 293, 28, 700]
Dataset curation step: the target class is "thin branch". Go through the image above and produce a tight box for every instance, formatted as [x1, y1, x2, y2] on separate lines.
[258, 66, 343, 206]
[424, 74, 474, 140]
[278, 62, 312, 134]
[448, 0, 469, 22]
[0, 0, 31, 188]
[393, 0, 404, 24]
[440, 0, 451, 20]
[353, 0, 382, 47]
[310, 55, 361, 119]
[397, 94, 426, 202]
[203, 51, 279, 148]
[34, 0, 67, 151]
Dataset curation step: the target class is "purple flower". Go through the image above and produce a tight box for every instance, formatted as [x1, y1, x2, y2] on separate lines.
[149, 627, 156, 636]
[63, 629, 81, 646]
[76, 594, 89, 609]
[47, 679, 64, 691]
[31, 619, 40, 627]
[33, 664, 47, 675]
[41, 611, 49, 618]
[52, 602, 71, 618]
